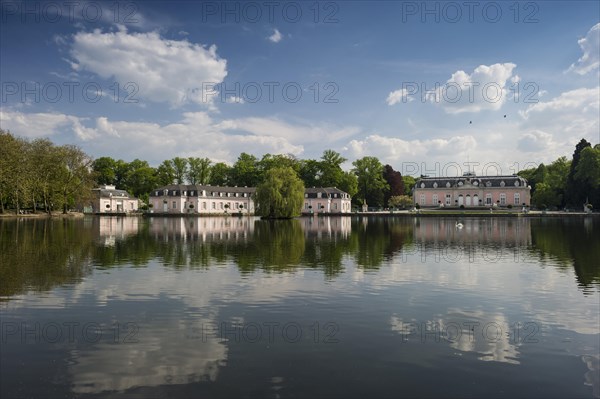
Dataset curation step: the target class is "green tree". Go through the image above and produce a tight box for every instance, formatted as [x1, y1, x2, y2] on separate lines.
[389, 195, 413, 209]
[319, 150, 347, 187]
[124, 159, 157, 202]
[575, 145, 600, 208]
[186, 157, 212, 185]
[210, 162, 231, 186]
[352, 156, 388, 207]
[156, 160, 175, 186]
[172, 157, 188, 184]
[255, 167, 305, 218]
[298, 159, 322, 188]
[92, 157, 117, 185]
[532, 182, 561, 209]
[55, 145, 95, 213]
[565, 139, 592, 206]
[338, 171, 358, 199]
[231, 153, 260, 187]
[402, 175, 416, 196]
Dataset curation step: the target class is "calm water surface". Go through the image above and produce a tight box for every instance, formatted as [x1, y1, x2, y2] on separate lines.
[1, 216, 599, 398]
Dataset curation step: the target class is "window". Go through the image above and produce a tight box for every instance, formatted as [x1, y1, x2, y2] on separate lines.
[243, 193, 247, 198]
[305, 193, 308, 198]
[514, 193, 520, 205]
[202, 202, 207, 210]
[155, 191, 159, 196]
[500, 193, 506, 205]
[220, 202, 223, 209]
[317, 202, 322, 209]
[172, 201, 177, 209]
[445, 194, 451, 205]
[486, 193, 492, 205]
[317, 192, 322, 198]
[420, 194, 425, 205]
[212, 202, 215, 209]
[334, 203, 338, 210]
[305, 202, 309, 209]
[432, 194, 438, 205]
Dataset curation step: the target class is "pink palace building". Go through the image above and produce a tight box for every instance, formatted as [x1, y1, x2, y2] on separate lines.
[413, 172, 531, 208]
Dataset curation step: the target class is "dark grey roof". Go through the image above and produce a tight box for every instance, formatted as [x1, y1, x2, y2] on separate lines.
[304, 187, 350, 198]
[414, 175, 529, 189]
[93, 188, 135, 198]
[151, 185, 256, 197]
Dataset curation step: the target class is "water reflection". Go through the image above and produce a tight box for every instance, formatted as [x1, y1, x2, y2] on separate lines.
[1, 216, 599, 299]
[1, 216, 599, 398]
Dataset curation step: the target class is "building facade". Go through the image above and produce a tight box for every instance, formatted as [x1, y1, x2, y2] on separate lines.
[150, 185, 256, 214]
[412, 173, 531, 208]
[302, 187, 353, 214]
[149, 185, 353, 214]
[89, 185, 139, 213]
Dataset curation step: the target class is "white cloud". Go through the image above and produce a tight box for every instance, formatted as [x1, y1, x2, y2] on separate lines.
[343, 135, 477, 165]
[426, 63, 517, 114]
[3, 110, 368, 163]
[568, 23, 600, 75]
[517, 130, 555, 152]
[386, 88, 414, 105]
[268, 28, 282, 43]
[69, 27, 228, 107]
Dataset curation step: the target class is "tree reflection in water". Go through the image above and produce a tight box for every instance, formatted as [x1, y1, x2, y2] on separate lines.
[1, 216, 598, 299]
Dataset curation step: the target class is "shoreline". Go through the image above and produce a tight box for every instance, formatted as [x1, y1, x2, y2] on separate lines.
[1, 211, 597, 219]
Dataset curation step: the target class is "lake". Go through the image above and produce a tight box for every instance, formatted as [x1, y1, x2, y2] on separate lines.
[1, 216, 599, 398]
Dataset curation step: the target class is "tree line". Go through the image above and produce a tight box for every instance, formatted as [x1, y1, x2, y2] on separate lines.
[2, 128, 596, 214]
[0, 130, 95, 214]
[518, 139, 600, 210]
[91, 149, 414, 209]
[0, 130, 414, 213]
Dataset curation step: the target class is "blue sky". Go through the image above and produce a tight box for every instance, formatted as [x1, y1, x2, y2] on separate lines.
[1, 1, 598, 176]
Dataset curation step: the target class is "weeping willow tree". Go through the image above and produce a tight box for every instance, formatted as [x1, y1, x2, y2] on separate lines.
[255, 166, 305, 219]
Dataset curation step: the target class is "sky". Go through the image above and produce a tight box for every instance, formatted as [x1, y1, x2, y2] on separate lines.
[1, 0, 599, 177]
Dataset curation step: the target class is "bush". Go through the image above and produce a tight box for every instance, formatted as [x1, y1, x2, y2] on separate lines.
[507, 204, 513, 209]
[415, 203, 421, 209]
[459, 205, 465, 209]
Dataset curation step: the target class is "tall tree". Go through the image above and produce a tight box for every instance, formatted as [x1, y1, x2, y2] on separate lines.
[319, 150, 347, 187]
[299, 159, 322, 188]
[255, 167, 305, 219]
[382, 165, 405, 207]
[402, 175, 416, 196]
[210, 162, 231, 186]
[124, 159, 157, 202]
[565, 139, 591, 206]
[172, 157, 188, 184]
[231, 153, 260, 187]
[156, 160, 175, 186]
[187, 157, 212, 185]
[352, 156, 388, 207]
[92, 157, 117, 185]
[575, 145, 600, 208]
[55, 145, 95, 213]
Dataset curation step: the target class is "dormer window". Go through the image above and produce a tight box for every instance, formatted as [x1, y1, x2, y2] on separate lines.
[433, 182, 438, 188]
[420, 183, 425, 188]
[458, 181, 463, 186]
[473, 181, 479, 186]
[163, 189, 168, 195]
[514, 181, 520, 187]
[155, 191, 159, 196]
[486, 181, 492, 187]
[500, 181, 505, 187]
[446, 182, 451, 188]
